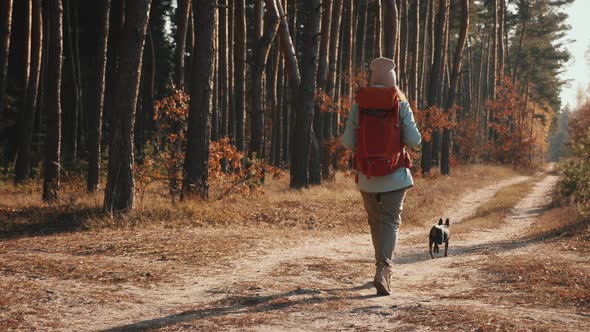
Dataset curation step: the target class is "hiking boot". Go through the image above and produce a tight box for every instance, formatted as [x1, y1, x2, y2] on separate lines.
[373, 265, 392, 296]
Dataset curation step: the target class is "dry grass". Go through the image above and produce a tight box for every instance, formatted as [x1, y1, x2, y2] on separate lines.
[1, 164, 522, 233]
[479, 252, 590, 311]
[526, 205, 590, 253]
[394, 303, 559, 331]
[449, 205, 590, 312]
[452, 177, 536, 236]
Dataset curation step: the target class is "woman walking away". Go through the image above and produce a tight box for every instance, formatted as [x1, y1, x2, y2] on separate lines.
[341, 57, 421, 296]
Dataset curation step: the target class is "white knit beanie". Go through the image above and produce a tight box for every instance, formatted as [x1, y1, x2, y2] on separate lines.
[369, 57, 397, 87]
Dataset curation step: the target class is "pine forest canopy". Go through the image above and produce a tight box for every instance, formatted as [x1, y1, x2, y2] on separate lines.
[0, 0, 574, 213]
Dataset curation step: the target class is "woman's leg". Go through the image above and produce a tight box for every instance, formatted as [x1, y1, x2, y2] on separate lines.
[375, 188, 406, 266]
[360, 188, 407, 295]
[360, 191, 381, 262]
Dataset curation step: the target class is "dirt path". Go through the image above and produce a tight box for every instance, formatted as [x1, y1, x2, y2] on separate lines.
[44, 172, 577, 332]
[7, 170, 587, 331]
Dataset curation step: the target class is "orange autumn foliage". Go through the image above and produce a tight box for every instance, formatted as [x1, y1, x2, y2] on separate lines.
[136, 89, 284, 203]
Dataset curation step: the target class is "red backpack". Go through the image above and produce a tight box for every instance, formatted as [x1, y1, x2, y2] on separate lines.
[353, 87, 412, 182]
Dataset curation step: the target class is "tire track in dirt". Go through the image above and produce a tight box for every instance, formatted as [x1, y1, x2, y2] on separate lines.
[58, 176, 534, 331]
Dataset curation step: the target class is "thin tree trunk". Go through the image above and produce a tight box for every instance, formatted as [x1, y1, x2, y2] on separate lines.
[43, 0, 63, 202]
[211, 15, 221, 142]
[14, 0, 32, 166]
[323, 0, 343, 181]
[137, 28, 154, 162]
[421, 0, 447, 175]
[347, 0, 354, 101]
[290, 0, 321, 188]
[490, 0, 498, 99]
[512, 12, 527, 85]
[228, 0, 235, 143]
[441, 0, 468, 175]
[15, 0, 42, 183]
[497, 0, 505, 79]
[175, 0, 189, 90]
[310, 0, 332, 184]
[419, 0, 432, 108]
[0, 0, 14, 117]
[399, 0, 408, 90]
[372, 1, 382, 58]
[86, 0, 110, 192]
[103, 0, 151, 213]
[359, 0, 369, 67]
[410, 0, 419, 103]
[250, 0, 280, 160]
[272, 49, 284, 166]
[64, 0, 80, 163]
[235, 0, 246, 152]
[219, 0, 228, 139]
[268, 43, 279, 165]
[181, 0, 216, 200]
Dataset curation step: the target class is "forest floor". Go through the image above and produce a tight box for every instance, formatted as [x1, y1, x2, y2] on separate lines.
[0, 164, 589, 331]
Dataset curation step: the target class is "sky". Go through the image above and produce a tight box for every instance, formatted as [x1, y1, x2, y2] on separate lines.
[560, 0, 590, 109]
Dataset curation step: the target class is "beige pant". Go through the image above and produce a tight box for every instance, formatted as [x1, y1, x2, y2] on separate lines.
[360, 188, 407, 268]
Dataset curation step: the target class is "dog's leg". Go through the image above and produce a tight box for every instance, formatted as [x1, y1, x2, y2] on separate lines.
[444, 240, 449, 257]
[434, 244, 439, 253]
[429, 240, 435, 259]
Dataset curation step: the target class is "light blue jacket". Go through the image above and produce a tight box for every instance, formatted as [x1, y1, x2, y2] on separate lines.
[341, 97, 422, 193]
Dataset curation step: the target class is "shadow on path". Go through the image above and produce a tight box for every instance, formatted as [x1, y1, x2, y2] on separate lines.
[102, 283, 379, 331]
[0, 207, 101, 240]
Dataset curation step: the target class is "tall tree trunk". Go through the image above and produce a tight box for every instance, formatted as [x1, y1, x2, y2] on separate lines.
[86, 0, 110, 192]
[421, 0, 447, 175]
[13, 0, 32, 166]
[399, 0, 408, 90]
[282, 0, 297, 165]
[275, 0, 297, 166]
[290, 0, 321, 188]
[0, 0, 14, 117]
[235, 0, 246, 152]
[175, 0, 190, 90]
[347, 0, 354, 101]
[490, 0, 498, 99]
[136, 28, 154, 162]
[103, 0, 125, 147]
[103, 0, 151, 214]
[15, 0, 42, 183]
[181, 0, 216, 201]
[186, 7, 194, 90]
[250, 0, 280, 160]
[228, 0, 235, 143]
[43, 0, 63, 202]
[64, 0, 80, 163]
[219, 0, 228, 139]
[497, 0, 505, 80]
[211, 18, 219, 142]
[323, 0, 343, 180]
[359, 0, 369, 67]
[383, 0, 399, 60]
[310, 0, 332, 185]
[410, 0, 419, 103]
[441, 0, 468, 175]
[373, 0, 382, 58]
[419, 0, 432, 108]
[268, 43, 279, 165]
[272, 49, 284, 166]
[512, 4, 528, 85]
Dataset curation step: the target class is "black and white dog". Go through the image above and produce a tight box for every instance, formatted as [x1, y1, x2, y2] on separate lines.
[429, 218, 450, 259]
